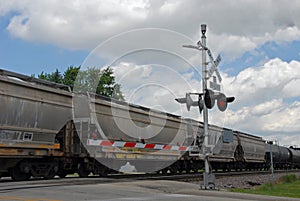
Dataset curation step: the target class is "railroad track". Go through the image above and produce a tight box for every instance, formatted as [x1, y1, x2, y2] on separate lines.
[0, 169, 299, 192]
[167, 169, 300, 182]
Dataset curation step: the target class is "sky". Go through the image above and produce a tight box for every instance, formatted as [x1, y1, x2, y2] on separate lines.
[0, 0, 300, 146]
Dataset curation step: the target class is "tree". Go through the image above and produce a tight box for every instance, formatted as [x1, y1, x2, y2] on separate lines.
[63, 66, 80, 90]
[97, 67, 120, 98]
[37, 66, 124, 101]
[38, 69, 63, 84]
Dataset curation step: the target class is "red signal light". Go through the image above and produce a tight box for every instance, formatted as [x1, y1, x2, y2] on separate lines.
[217, 93, 235, 112]
[217, 93, 227, 112]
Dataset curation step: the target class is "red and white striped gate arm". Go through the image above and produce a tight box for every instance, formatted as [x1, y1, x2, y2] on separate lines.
[87, 139, 189, 151]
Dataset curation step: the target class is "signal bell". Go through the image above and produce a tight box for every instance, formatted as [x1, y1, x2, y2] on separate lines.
[175, 93, 204, 113]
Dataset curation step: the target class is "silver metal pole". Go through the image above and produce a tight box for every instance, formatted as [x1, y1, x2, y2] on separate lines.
[201, 24, 210, 189]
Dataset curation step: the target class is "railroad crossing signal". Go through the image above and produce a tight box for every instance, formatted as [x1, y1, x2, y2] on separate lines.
[207, 49, 222, 82]
[177, 24, 235, 190]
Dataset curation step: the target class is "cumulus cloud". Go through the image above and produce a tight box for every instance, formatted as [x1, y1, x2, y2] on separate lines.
[2, 0, 151, 49]
[282, 78, 300, 97]
[223, 58, 300, 105]
[221, 59, 300, 145]
[1, 0, 300, 59]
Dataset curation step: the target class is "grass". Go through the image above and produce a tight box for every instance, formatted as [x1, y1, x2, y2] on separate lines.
[231, 174, 300, 198]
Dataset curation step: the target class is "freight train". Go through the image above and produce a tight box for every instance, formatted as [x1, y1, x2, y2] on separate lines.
[0, 69, 300, 181]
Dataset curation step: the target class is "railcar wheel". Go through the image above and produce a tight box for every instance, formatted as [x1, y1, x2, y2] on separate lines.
[78, 169, 90, 177]
[78, 164, 90, 178]
[190, 162, 202, 173]
[188, 162, 195, 173]
[58, 171, 68, 178]
[99, 167, 108, 177]
[226, 164, 233, 172]
[44, 164, 59, 179]
[44, 170, 56, 179]
[11, 165, 31, 181]
[161, 168, 168, 175]
[193, 166, 200, 173]
[169, 166, 177, 174]
[44, 172, 56, 179]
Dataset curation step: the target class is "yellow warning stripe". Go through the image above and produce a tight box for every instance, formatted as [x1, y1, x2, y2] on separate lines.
[0, 143, 60, 149]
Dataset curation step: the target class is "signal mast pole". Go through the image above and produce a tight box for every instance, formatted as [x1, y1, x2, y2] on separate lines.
[200, 24, 211, 189]
[181, 24, 214, 189]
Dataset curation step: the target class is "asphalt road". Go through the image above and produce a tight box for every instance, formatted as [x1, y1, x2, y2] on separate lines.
[1, 180, 300, 201]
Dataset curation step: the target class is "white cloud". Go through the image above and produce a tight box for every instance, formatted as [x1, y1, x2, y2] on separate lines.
[208, 32, 257, 60]
[2, 0, 151, 50]
[262, 101, 300, 132]
[2, 0, 300, 59]
[223, 58, 300, 105]
[283, 78, 300, 97]
[273, 26, 300, 42]
[159, 1, 180, 15]
[251, 99, 283, 116]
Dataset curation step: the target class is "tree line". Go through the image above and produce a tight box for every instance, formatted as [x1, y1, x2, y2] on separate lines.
[37, 66, 124, 101]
